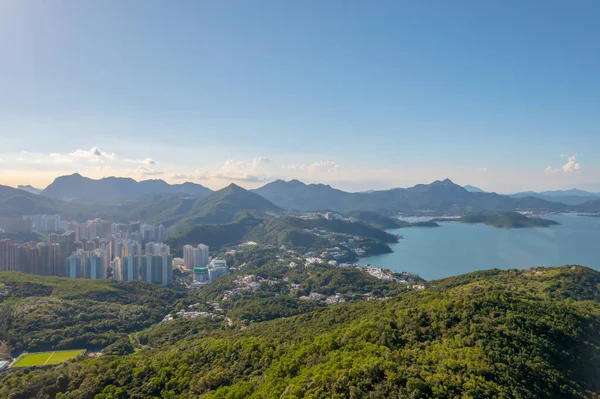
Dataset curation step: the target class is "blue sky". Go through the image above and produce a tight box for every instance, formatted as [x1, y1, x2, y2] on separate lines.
[1, 0, 599, 192]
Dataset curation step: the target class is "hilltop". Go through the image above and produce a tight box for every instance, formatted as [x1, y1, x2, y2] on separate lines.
[167, 183, 280, 233]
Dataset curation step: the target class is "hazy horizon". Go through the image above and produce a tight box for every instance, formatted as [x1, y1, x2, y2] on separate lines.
[1, 1, 599, 192]
[5, 172, 600, 196]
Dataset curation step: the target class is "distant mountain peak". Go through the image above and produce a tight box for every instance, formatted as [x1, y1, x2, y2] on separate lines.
[41, 173, 212, 201]
[224, 183, 244, 190]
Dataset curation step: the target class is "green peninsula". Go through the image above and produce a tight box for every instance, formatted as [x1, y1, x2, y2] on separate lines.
[432, 211, 559, 228]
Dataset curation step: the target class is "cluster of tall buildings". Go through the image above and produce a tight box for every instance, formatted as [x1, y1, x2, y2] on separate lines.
[17, 215, 166, 244]
[112, 242, 172, 286]
[113, 254, 173, 286]
[0, 215, 174, 286]
[183, 244, 209, 268]
[0, 231, 76, 275]
[65, 248, 110, 279]
[140, 224, 166, 242]
[0, 217, 33, 233]
[23, 214, 63, 233]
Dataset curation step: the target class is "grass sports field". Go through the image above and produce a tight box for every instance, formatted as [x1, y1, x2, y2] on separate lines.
[12, 349, 85, 367]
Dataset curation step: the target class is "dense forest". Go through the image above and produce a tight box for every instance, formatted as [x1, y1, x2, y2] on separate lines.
[0, 273, 185, 354]
[1, 265, 599, 398]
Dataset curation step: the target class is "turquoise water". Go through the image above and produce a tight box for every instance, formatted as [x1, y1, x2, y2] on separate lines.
[357, 214, 600, 280]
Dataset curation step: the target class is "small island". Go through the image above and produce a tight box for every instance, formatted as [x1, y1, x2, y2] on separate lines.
[434, 211, 559, 228]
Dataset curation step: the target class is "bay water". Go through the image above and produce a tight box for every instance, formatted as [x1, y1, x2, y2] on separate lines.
[357, 214, 600, 280]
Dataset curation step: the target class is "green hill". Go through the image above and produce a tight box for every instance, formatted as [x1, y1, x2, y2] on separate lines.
[2, 265, 600, 398]
[242, 216, 399, 255]
[346, 210, 411, 229]
[0, 185, 68, 217]
[0, 272, 184, 354]
[346, 210, 440, 229]
[168, 184, 280, 233]
[460, 211, 559, 227]
[167, 213, 263, 252]
[167, 214, 398, 256]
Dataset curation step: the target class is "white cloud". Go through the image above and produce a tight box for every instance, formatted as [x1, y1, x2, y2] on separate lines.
[196, 158, 272, 182]
[171, 174, 189, 180]
[70, 147, 116, 161]
[562, 155, 581, 172]
[546, 154, 581, 174]
[476, 167, 488, 173]
[126, 158, 156, 165]
[252, 157, 271, 168]
[306, 161, 340, 173]
[195, 157, 341, 183]
[196, 161, 263, 182]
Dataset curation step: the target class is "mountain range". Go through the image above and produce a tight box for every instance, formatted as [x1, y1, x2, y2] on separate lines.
[0, 182, 279, 232]
[4, 175, 600, 228]
[252, 178, 570, 214]
[510, 189, 600, 205]
[41, 173, 212, 201]
[33, 173, 600, 208]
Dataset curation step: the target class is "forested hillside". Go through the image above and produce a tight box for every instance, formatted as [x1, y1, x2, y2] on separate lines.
[0, 273, 185, 354]
[1, 265, 599, 398]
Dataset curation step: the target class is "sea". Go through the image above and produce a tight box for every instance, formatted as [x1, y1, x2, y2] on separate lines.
[356, 214, 600, 280]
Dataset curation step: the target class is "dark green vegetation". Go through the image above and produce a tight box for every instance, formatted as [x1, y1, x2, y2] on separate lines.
[346, 211, 439, 229]
[346, 210, 408, 229]
[168, 215, 400, 258]
[458, 211, 559, 228]
[201, 248, 413, 323]
[167, 184, 280, 232]
[168, 214, 263, 253]
[0, 185, 69, 218]
[251, 216, 398, 244]
[0, 272, 184, 355]
[253, 178, 570, 214]
[1, 265, 599, 398]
